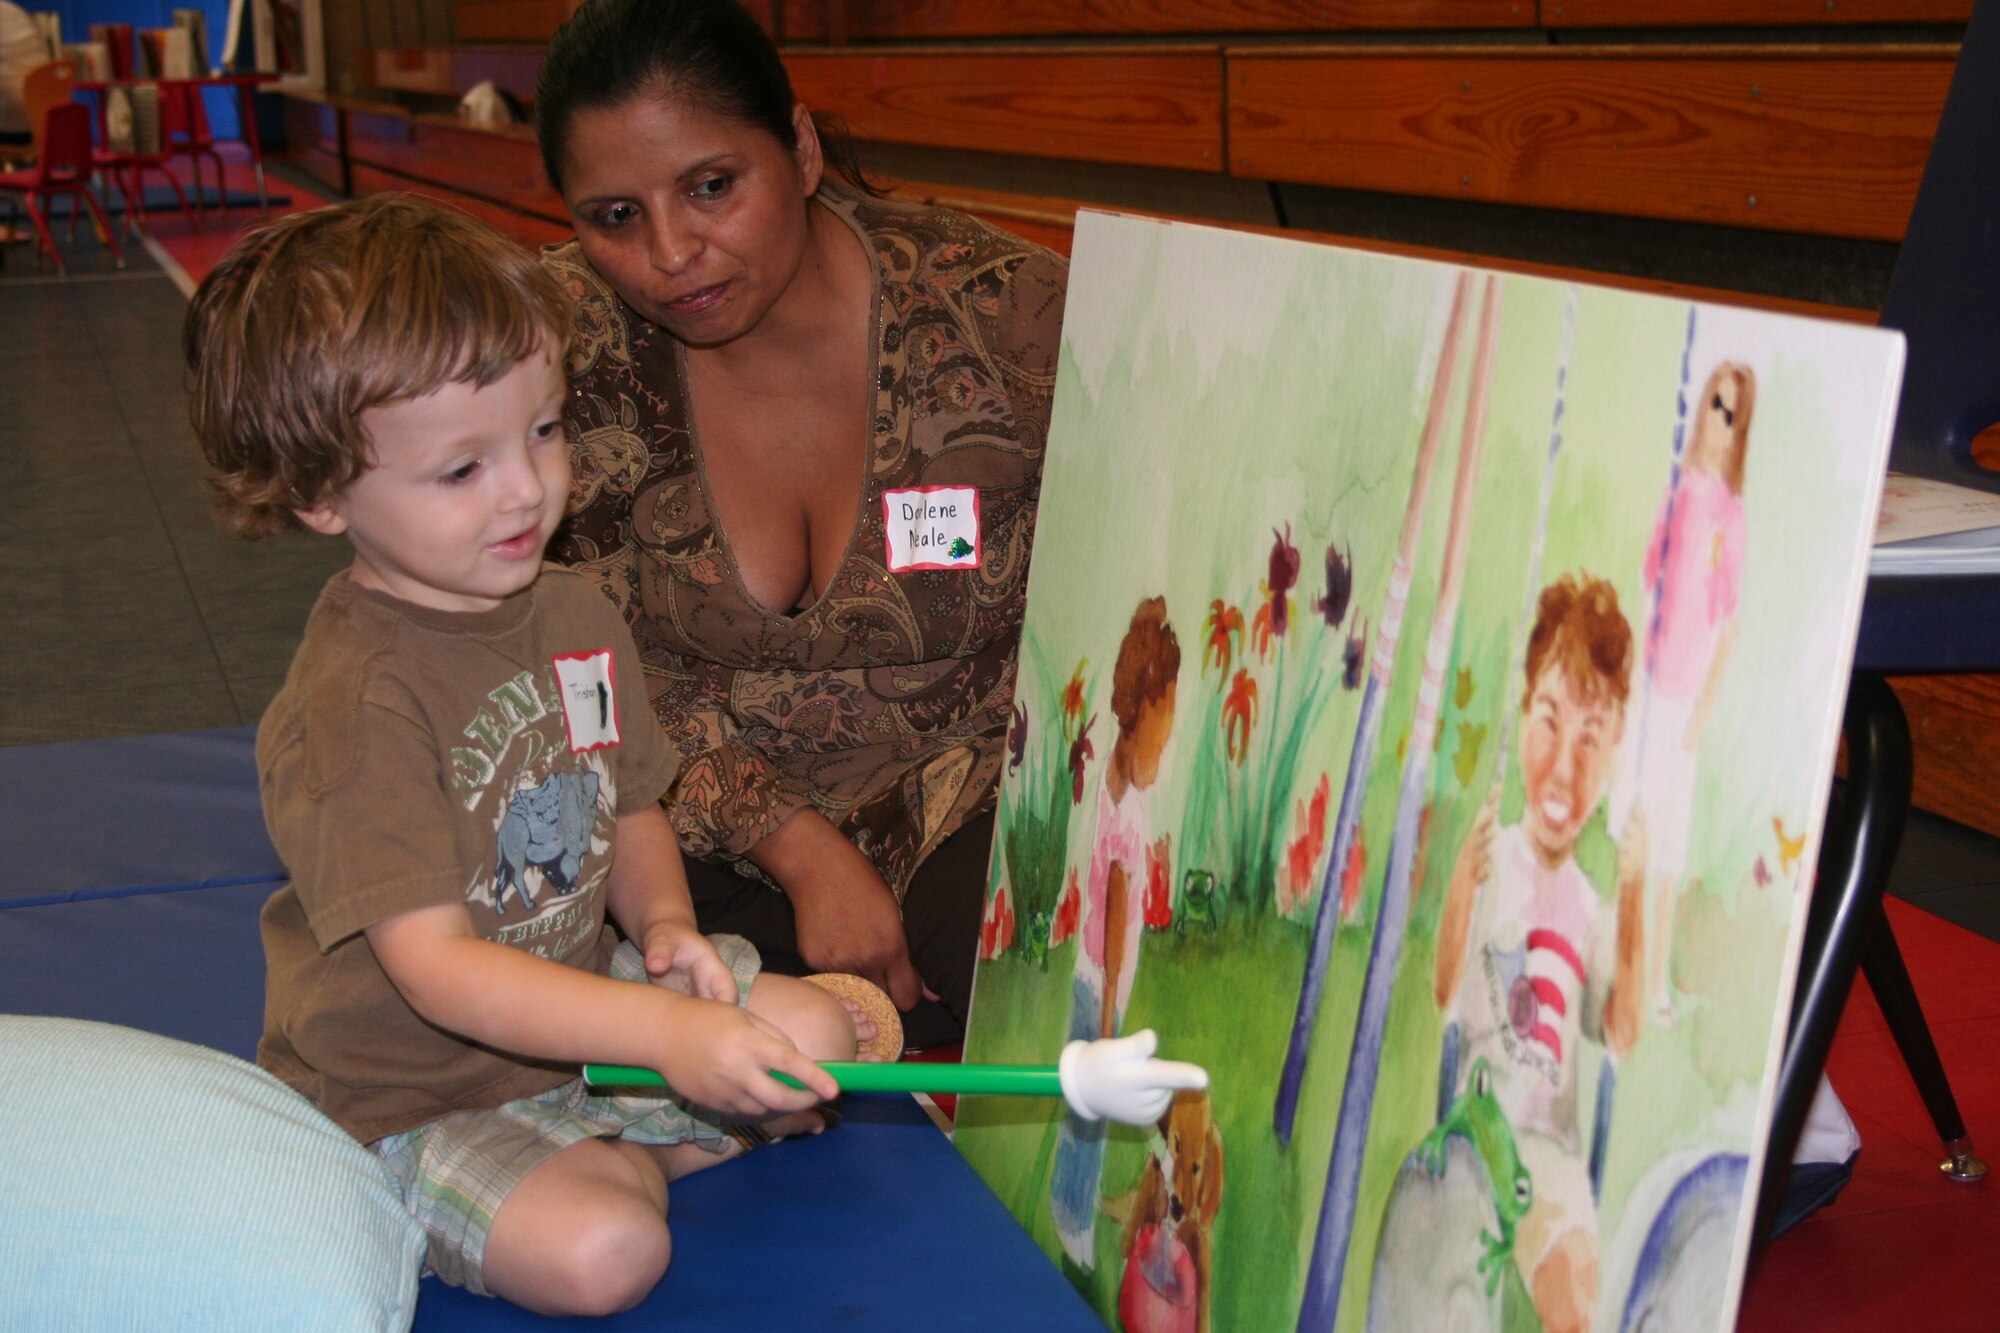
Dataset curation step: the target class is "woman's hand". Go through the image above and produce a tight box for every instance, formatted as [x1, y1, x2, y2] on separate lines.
[751, 809, 927, 1011]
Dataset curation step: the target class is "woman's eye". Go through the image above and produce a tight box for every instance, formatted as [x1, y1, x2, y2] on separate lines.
[595, 203, 639, 229]
[440, 460, 480, 485]
[691, 174, 731, 202]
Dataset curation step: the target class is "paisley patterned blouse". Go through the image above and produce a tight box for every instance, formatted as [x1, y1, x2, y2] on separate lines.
[542, 186, 1068, 900]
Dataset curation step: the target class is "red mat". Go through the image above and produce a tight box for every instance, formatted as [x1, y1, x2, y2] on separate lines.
[1740, 897, 2000, 1331]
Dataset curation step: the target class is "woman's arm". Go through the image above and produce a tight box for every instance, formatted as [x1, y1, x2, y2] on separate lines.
[747, 807, 925, 1011]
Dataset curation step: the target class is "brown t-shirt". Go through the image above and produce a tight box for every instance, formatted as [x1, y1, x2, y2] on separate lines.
[543, 184, 1068, 899]
[255, 567, 678, 1144]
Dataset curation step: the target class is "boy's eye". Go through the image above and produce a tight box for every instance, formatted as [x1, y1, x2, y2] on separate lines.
[440, 460, 480, 484]
[533, 419, 564, 442]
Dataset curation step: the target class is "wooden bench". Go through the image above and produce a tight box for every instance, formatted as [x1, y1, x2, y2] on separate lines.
[275, 4, 2000, 836]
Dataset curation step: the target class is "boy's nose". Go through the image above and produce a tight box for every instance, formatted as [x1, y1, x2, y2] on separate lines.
[496, 453, 548, 513]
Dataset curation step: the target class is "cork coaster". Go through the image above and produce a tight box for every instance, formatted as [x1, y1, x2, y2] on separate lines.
[803, 973, 903, 1060]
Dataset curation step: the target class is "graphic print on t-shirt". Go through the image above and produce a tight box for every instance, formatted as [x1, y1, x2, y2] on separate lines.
[450, 661, 619, 958]
[493, 763, 600, 914]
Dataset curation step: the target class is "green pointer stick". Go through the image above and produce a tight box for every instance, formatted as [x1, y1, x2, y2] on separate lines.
[587, 1061, 1061, 1098]
[584, 1029, 1209, 1127]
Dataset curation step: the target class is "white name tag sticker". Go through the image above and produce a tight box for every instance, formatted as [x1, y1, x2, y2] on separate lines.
[883, 485, 981, 572]
[551, 650, 620, 752]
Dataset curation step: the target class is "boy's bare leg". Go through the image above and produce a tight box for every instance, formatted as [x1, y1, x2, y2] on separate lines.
[1530, 1226, 1599, 1333]
[482, 1136, 673, 1316]
[747, 971, 862, 1063]
[648, 971, 864, 1182]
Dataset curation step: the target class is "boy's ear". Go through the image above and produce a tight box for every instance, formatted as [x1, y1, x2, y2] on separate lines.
[295, 499, 349, 537]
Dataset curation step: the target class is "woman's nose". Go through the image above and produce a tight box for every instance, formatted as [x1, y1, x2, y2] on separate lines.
[646, 212, 701, 275]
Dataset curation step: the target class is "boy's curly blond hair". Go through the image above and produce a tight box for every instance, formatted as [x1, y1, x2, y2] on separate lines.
[182, 194, 573, 538]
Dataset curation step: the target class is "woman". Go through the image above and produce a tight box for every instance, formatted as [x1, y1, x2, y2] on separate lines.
[536, 0, 1067, 1048]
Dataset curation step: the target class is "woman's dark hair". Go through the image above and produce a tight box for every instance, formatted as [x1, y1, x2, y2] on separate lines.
[535, 0, 874, 197]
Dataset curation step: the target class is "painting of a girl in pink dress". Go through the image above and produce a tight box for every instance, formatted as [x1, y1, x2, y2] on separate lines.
[1635, 361, 1752, 1017]
[1051, 596, 1182, 1269]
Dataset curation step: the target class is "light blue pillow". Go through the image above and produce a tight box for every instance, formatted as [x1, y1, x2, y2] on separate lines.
[0, 1016, 424, 1331]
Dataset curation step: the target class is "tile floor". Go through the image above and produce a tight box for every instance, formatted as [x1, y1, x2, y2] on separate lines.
[0, 165, 347, 745]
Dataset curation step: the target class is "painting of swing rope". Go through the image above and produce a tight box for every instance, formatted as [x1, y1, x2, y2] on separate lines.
[956, 212, 1904, 1333]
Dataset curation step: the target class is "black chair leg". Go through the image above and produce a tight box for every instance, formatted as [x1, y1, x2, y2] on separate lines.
[1754, 673, 1913, 1249]
[1860, 908, 1989, 1180]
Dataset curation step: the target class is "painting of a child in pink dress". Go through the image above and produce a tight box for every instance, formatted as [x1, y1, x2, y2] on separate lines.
[1632, 362, 1751, 1018]
[1051, 597, 1182, 1269]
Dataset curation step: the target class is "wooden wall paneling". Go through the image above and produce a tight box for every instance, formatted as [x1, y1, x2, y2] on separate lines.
[1889, 674, 2000, 838]
[358, 0, 454, 47]
[281, 96, 347, 195]
[783, 47, 1225, 171]
[1227, 46, 1955, 241]
[349, 162, 574, 249]
[450, 0, 570, 44]
[345, 107, 417, 148]
[345, 115, 568, 221]
[368, 48, 457, 95]
[452, 48, 545, 99]
[1542, 1, 1970, 26]
[782, 0, 1530, 41]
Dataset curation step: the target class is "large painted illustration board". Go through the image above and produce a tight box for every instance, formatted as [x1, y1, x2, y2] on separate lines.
[956, 212, 1903, 1333]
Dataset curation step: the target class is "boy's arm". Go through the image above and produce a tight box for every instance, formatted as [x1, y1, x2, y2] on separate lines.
[364, 904, 837, 1114]
[1435, 794, 1498, 1010]
[605, 802, 739, 1003]
[1604, 810, 1648, 1058]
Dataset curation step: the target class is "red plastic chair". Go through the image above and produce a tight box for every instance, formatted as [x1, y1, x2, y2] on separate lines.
[167, 85, 228, 217]
[0, 103, 124, 275]
[94, 86, 197, 239]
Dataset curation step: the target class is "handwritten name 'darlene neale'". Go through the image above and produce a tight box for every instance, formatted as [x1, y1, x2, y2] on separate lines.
[901, 496, 965, 553]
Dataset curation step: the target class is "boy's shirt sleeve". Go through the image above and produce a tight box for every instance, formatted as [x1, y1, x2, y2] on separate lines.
[262, 683, 474, 951]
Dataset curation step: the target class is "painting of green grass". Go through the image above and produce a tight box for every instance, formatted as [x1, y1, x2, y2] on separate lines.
[958, 213, 1903, 1333]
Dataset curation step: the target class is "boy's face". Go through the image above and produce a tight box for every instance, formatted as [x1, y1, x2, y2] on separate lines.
[299, 346, 570, 614]
[1519, 657, 1624, 867]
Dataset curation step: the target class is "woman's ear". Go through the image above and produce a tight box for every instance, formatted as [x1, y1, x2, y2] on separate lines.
[791, 101, 825, 196]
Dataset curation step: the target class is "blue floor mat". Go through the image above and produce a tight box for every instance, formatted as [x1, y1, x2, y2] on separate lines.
[0, 727, 280, 905]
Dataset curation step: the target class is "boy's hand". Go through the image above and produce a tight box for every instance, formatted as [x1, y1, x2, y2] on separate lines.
[1451, 792, 1500, 898]
[657, 1001, 837, 1116]
[642, 919, 738, 1003]
[1617, 806, 1649, 894]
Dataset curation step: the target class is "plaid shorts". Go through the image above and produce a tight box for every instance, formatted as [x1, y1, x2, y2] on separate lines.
[372, 934, 762, 1294]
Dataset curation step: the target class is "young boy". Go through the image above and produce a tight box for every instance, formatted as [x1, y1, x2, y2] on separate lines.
[1432, 572, 1646, 1333]
[184, 195, 858, 1316]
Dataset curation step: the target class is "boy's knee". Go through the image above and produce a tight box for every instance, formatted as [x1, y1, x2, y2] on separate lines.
[538, 1210, 671, 1315]
[1530, 1228, 1598, 1333]
[795, 981, 858, 1063]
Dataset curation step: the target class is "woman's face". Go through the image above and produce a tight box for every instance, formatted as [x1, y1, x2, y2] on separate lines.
[559, 93, 822, 347]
